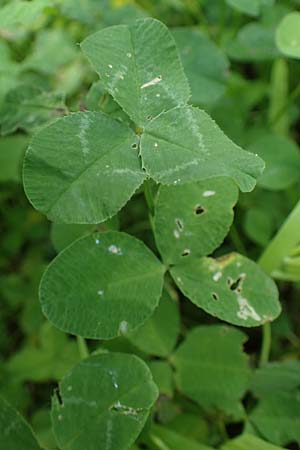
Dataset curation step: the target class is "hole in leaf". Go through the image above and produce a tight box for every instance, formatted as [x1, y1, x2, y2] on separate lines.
[147, 115, 152, 121]
[194, 205, 206, 215]
[227, 274, 246, 292]
[212, 292, 219, 301]
[131, 143, 138, 150]
[175, 218, 184, 232]
[181, 249, 190, 257]
[55, 389, 63, 406]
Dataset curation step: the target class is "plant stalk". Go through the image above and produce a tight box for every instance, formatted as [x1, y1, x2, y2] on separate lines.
[77, 336, 89, 359]
[258, 199, 300, 365]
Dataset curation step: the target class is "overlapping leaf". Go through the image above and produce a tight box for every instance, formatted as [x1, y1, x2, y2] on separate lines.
[51, 353, 158, 450]
[154, 177, 238, 265]
[40, 231, 165, 339]
[23, 111, 145, 223]
[171, 253, 280, 327]
[141, 106, 264, 191]
[81, 18, 190, 127]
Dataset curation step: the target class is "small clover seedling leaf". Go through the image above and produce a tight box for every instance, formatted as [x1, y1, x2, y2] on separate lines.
[40, 231, 165, 339]
[51, 353, 158, 450]
[0, 396, 41, 450]
[172, 325, 250, 417]
[141, 106, 264, 191]
[171, 253, 281, 327]
[23, 111, 146, 223]
[154, 177, 238, 265]
[276, 12, 300, 59]
[173, 28, 229, 105]
[81, 18, 190, 127]
[127, 290, 180, 357]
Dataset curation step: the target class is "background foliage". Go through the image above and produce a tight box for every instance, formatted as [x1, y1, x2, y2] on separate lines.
[1, 0, 300, 449]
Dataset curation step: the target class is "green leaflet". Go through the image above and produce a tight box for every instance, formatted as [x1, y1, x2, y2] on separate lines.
[250, 361, 300, 397]
[167, 413, 209, 443]
[0, 85, 67, 135]
[225, 0, 274, 16]
[249, 360, 300, 446]
[247, 134, 300, 190]
[127, 290, 180, 357]
[6, 323, 80, 382]
[150, 424, 213, 450]
[23, 111, 146, 223]
[81, 18, 190, 127]
[173, 28, 229, 105]
[154, 177, 238, 265]
[0, 396, 41, 450]
[148, 361, 174, 397]
[40, 231, 165, 339]
[51, 215, 119, 252]
[276, 12, 300, 59]
[0, 0, 52, 29]
[23, 29, 77, 75]
[141, 106, 264, 191]
[250, 392, 300, 445]
[51, 353, 158, 450]
[0, 135, 28, 182]
[172, 325, 250, 417]
[244, 208, 273, 247]
[171, 253, 281, 327]
[221, 433, 286, 450]
[226, 24, 279, 62]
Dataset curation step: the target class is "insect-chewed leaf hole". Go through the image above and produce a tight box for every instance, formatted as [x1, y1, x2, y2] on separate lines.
[194, 204, 206, 215]
[212, 292, 219, 301]
[131, 143, 138, 150]
[227, 274, 245, 292]
[175, 218, 184, 231]
[181, 249, 190, 257]
[55, 389, 64, 406]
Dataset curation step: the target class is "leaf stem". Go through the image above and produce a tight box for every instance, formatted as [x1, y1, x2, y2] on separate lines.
[258, 199, 300, 274]
[259, 322, 271, 366]
[258, 199, 300, 365]
[77, 336, 89, 359]
[229, 223, 248, 256]
[269, 82, 300, 128]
